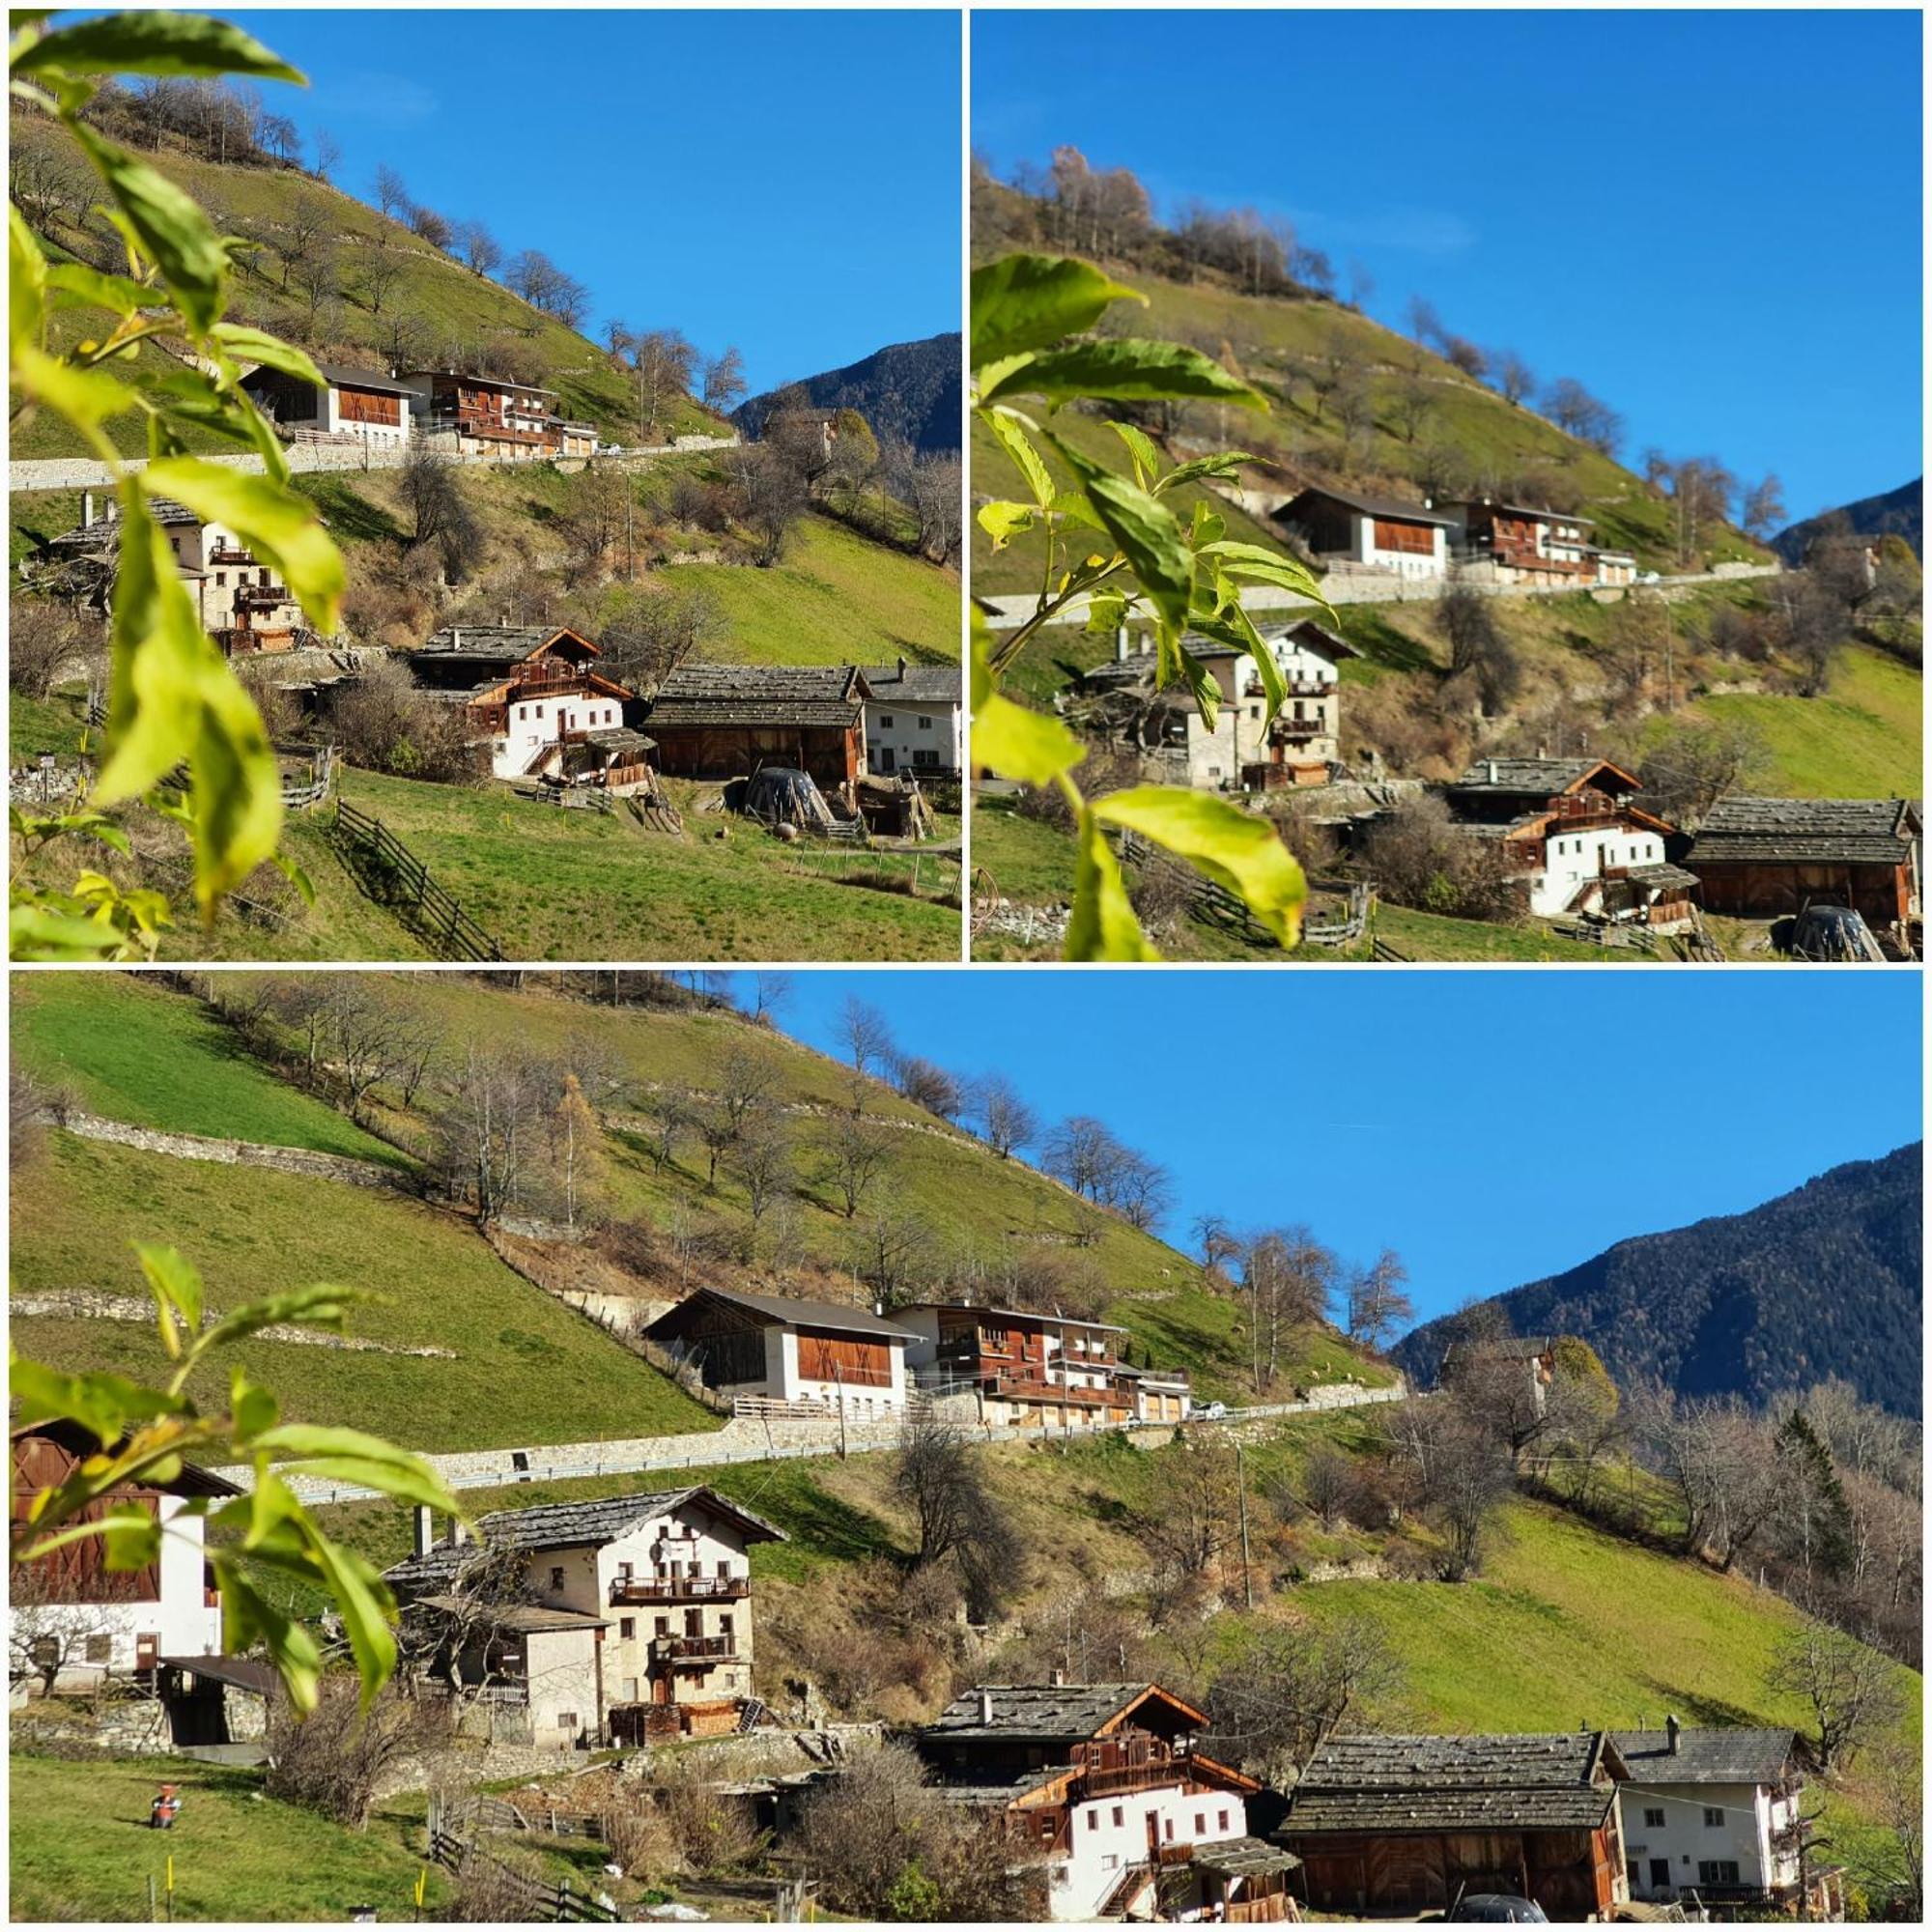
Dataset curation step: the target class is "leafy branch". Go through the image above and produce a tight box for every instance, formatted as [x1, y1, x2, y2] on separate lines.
[12, 1243, 468, 1714]
[970, 254, 1334, 958]
[9, 11, 341, 957]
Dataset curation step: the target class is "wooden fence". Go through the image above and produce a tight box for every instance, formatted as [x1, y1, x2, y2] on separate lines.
[331, 799, 503, 962]
[426, 1825, 620, 1922]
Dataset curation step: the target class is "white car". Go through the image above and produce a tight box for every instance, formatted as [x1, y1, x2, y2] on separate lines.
[1635, 569, 1662, 584]
[1199, 1401, 1228, 1421]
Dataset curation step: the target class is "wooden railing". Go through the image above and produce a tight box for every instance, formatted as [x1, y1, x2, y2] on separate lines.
[610, 1575, 748, 1605]
[653, 1634, 738, 1662]
[331, 798, 503, 961]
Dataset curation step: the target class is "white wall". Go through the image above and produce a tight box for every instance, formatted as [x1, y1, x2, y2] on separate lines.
[1532, 824, 1665, 917]
[1622, 1782, 1790, 1897]
[1354, 513, 1447, 580]
[864, 700, 961, 776]
[494, 688, 628, 780]
[1052, 1781, 1250, 1921]
[325, 386, 411, 445]
[776, 1327, 910, 1417]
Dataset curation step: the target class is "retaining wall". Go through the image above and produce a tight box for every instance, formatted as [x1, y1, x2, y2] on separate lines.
[61, 1111, 415, 1193]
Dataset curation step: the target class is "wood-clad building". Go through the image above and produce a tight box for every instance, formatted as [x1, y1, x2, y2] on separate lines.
[918, 1683, 1297, 1922]
[1275, 484, 1453, 580]
[898, 1302, 1143, 1430]
[241, 359, 415, 448]
[1686, 796, 1921, 934]
[641, 1285, 917, 1422]
[642, 665, 871, 790]
[399, 368, 564, 459]
[1280, 1732, 1626, 1920]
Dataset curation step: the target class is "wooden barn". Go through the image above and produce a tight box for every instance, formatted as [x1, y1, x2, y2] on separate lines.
[1686, 796, 1921, 933]
[1280, 1733, 1627, 1920]
[642, 665, 871, 790]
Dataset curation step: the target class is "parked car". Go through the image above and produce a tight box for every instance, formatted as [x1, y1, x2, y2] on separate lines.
[1635, 569, 1662, 584]
[1447, 1895, 1548, 1922]
[1198, 1401, 1228, 1421]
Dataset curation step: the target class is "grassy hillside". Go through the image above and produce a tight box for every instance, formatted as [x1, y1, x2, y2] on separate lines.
[7, 1752, 449, 1924]
[10, 106, 721, 456]
[970, 243, 1771, 594]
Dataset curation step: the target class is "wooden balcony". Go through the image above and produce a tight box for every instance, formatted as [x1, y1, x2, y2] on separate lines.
[653, 1634, 739, 1664]
[1270, 716, 1328, 740]
[611, 1575, 748, 1605]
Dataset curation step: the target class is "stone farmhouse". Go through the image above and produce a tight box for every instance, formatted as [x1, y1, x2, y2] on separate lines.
[1608, 1719, 1841, 1917]
[859, 657, 964, 778]
[1686, 796, 1922, 937]
[1280, 1731, 1628, 1920]
[642, 1285, 918, 1424]
[409, 624, 652, 788]
[1444, 756, 1697, 927]
[917, 1682, 1296, 1923]
[43, 495, 306, 654]
[383, 1488, 784, 1747]
[1070, 619, 1357, 792]
[10, 1420, 232, 1692]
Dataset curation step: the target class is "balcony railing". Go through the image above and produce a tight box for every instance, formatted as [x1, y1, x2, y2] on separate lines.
[653, 1634, 739, 1663]
[611, 1575, 748, 1605]
[1270, 716, 1327, 740]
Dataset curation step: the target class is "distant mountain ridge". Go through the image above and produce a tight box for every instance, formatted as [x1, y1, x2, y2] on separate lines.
[1774, 478, 1922, 562]
[1392, 1145, 1923, 1415]
[734, 332, 961, 455]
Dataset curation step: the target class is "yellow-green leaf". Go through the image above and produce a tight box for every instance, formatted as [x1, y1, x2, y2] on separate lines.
[970, 253, 1143, 369]
[1066, 810, 1157, 962]
[977, 500, 1036, 551]
[14, 12, 304, 83]
[981, 405, 1055, 509]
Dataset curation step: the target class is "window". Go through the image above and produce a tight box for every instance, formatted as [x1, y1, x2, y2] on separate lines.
[1698, 1861, 1741, 1887]
[1644, 1807, 1666, 1829]
[654, 1616, 669, 1637]
[1649, 1859, 1671, 1889]
[919, 716, 932, 730]
[557, 1712, 578, 1730]
[619, 1619, 635, 1639]
[1111, 1806, 1123, 1828]
[717, 1560, 730, 1577]
[1194, 1814, 1206, 1836]
[1101, 1854, 1119, 1872]
[880, 714, 894, 727]
[1162, 1819, 1175, 1843]
[1703, 1806, 1726, 1829]
[1087, 1808, 1099, 1832]
[1217, 1809, 1230, 1833]
[85, 1634, 112, 1664]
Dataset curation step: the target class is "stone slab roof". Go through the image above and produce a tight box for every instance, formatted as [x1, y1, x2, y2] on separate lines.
[413, 1596, 611, 1634]
[1688, 797, 1920, 866]
[1608, 1728, 1796, 1788]
[1192, 1835, 1301, 1878]
[924, 1683, 1198, 1745]
[1283, 1784, 1616, 1833]
[1450, 757, 1633, 795]
[859, 663, 963, 705]
[1284, 1732, 1614, 1833]
[647, 665, 868, 729]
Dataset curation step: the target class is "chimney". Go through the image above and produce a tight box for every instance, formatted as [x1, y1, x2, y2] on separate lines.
[1115, 623, 1130, 664]
[1486, 758, 1499, 784]
[1666, 1714, 1681, 1755]
[451, 1520, 469, 1548]
[979, 1690, 993, 1725]
[412, 1506, 434, 1558]
[82, 491, 96, 529]
[897, 654, 907, 680]
[1050, 1668, 1067, 1688]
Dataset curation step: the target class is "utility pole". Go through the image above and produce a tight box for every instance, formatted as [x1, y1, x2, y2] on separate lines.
[1236, 1437, 1254, 1610]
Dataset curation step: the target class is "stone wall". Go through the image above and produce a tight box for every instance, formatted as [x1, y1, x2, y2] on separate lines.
[13, 1290, 453, 1356]
[62, 1112, 416, 1193]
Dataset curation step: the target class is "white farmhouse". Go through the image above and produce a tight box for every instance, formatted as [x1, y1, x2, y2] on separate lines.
[859, 657, 963, 777]
[642, 1285, 918, 1423]
[241, 359, 415, 449]
[1607, 1721, 1840, 1917]
[1277, 483, 1454, 581]
[384, 1487, 784, 1746]
[11, 1421, 232, 1691]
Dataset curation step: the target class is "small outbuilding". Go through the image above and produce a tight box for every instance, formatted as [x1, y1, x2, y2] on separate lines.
[1686, 796, 1921, 935]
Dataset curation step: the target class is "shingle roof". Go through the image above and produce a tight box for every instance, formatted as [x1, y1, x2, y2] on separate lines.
[1608, 1728, 1796, 1788]
[647, 1283, 920, 1343]
[646, 665, 868, 730]
[1191, 1835, 1301, 1878]
[1282, 484, 1457, 527]
[899, 1300, 1126, 1335]
[1284, 1733, 1614, 1836]
[1263, 617, 1359, 661]
[859, 663, 963, 705]
[309, 361, 417, 397]
[382, 1485, 783, 1592]
[1450, 757, 1634, 795]
[1688, 797, 1920, 866]
[923, 1683, 1198, 1744]
[413, 1596, 611, 1634]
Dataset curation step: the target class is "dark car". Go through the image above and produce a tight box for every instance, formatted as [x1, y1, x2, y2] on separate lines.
[1786, 903, 1883, 961]
[1446, 1895, 1549, 1922]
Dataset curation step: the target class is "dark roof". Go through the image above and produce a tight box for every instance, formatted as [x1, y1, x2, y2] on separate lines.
[900, 1300, 1126, 1335]
[647, 664, 868, 730]
[282, 360, 417, 398]
[1688, 796, 1920, 867]
[1263, 617, 1359, 662]
[417, 625, 598, 662]
[52, 497, 201, 544]
[1464, 499, 1597, 528]
[413, 1596, 609, 1634]
[923, 1683, 1202, 1745]
[646, 1283, 919, 1343]
[1450, 757, 1637, 796]
[382, 1485, 783, 1592]
[400, 366, 556, 398]
[859, 663, 963, 704]
[1285, 1733, 1614, 1836]
[1608, 1729, 1796, 1788]
[1281, 484, 1457, 528]
[1626, 863, 1700, 891]
[158, 1654, 278, 1695]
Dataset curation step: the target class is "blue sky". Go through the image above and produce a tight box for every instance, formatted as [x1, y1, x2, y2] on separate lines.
[226, 9, 960, 396]
[729, 969, 1922, 1325]
[974, 8, 1922, 524]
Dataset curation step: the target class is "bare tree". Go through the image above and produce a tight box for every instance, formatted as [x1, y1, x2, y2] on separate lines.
[850, 1211, 935, 1310]
[1133, 1436, 1244, 1579]
[975, 1072, 1037, 1159]
[455, 219, 501, 277]
[1741, 473, 1787, 541]
[837, 996, 894, 1079]
[310, 127, 341, 182]
[702, 345, 748, 414]
[729, 441, 809, 567]
[1347, 1249, 1414, 1350]
[1208, 1617, 1404, 1785]
[372, 161, 410, 222]
[818, 1112, 894, 1219]
[596, 585, 728, 695]
[733, 1116, 793, 1239]
[1767, 1622, 1905, 1772]
[352, 245, 406, 314]
[631, 329, 698, 440]
[1493, 348, 1535, 406]
[894, 1414, 1010, 1616]
[1238, 1226, 1334, 1393]
[407, 203, 453, 251]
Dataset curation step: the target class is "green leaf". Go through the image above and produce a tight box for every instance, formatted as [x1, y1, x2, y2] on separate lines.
[210, 323, 322, 388]
[9, 900, 130, 961]
[970, 253, 1144, 369]
[977, 500, 1036, 552]
[140, 456, 343, 631]
[270, 851, 316, 906]
[1083, 589, 1129, 639]
[1200, 539, 1332, 606]
[1078, 464, 1195, 634]
[216, 1562, 323, 1715]
[971, 642, 1085, 786]
[136, 1242, 204, 1333]
[9, 204, 46, 352]
[1108, 420, 1162, 491]
[980, 405, 1055, 509]
[1164, 631, 1221, 733]
[1094, 787, 1308, 947]
[45, 260, 150, 318]
[68, 120, 229, 333]
[308, 1532, 398, 1712]
[197, 1283, 363, 1350]
[1158, 451, 1257, 495]
[980, 339, 1269, 412]
[101, 1504, 162, 1573]
[14, 12, 304, 82]
[252, 1424, 465, 1515]
[1066, 810, 1157, 962]
[230, 1369, 278, 1446]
